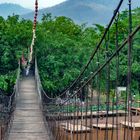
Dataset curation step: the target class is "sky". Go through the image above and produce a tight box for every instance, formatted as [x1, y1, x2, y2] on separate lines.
[0, 0, 66, 9]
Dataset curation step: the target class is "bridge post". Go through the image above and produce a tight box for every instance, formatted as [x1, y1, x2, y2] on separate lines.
[127, 0, 133, 140]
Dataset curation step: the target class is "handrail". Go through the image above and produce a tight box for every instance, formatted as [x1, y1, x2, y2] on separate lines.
[35, 58, 60, 100]
[35, 1, 140, 140]
[8, 61, 20, 108]
[61, 25, 140, 105]
[51, 0, 124, 98]
[35, 0, 124, 101]
[0, 61, 21, 140]
[35, 6, 140, 114]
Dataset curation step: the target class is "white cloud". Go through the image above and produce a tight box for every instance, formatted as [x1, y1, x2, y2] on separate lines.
[0, 0, 66, 9]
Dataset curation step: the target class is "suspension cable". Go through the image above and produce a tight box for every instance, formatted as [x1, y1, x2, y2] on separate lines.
[55, 0, 124, 96]
[36, 0, 124, 100]
[61, 25, 140, 106]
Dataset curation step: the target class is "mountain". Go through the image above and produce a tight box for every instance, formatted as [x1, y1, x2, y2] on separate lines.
[0, 3, 32, 18]
[22, 0, 140, 25]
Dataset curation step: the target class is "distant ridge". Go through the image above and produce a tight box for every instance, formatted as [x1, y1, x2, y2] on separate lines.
[0, 3, 32, 18]
[0, 1, 139, 25]
[22, 0, 140, 25]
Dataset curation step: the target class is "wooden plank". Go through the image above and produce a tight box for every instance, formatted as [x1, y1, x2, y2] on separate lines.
[61, 110, 127, 118]
[131, 107, 140, 116]
[92, 123, 116, 130]
[8, 133, 48, 140]
[8, 77, 50, 140]
[120, 121, 140, 130]
[131, 107, 140, 112]
[60, 123, 90, 133]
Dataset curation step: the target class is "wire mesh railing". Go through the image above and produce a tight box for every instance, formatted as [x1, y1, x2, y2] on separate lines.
[35, 0, 140, 140]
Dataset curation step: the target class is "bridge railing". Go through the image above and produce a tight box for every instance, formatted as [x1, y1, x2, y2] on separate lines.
[0, 62, 20, 140]
[35, 0, 140, 140]
[40, 28, 140, 140]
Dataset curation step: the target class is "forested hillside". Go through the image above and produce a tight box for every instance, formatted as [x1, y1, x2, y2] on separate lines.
[22, 0, 140, 25]
[0, 8, 140, 97]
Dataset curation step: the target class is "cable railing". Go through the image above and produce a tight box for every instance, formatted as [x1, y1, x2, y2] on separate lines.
[43, 0, 124, 98]
[35, 0, 140, 140]
[0, 62, 20, 140]
[39, 27, 140, 140]
[38, 0, 124, 101]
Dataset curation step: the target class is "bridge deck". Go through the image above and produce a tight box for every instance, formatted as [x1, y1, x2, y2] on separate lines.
[8, 77, 49, 140]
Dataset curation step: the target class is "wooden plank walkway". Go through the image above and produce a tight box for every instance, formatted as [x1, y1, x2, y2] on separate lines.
[8, 77, 50, 140]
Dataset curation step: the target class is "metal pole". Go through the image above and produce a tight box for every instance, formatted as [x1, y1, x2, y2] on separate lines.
[115, 12, 120, 140]
[127, 0, 133, 140]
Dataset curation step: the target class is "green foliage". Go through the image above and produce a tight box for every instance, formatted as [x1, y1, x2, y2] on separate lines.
[0, 70, 17, 94]
[0, 15, 32, 94]
[0, 8, 140, 98]
[0, 75, 8, 91]
[36, 8, 140, 96]
[36, 15, 99, 95]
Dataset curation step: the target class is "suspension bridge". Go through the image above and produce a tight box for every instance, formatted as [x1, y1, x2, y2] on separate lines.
[0, 0, 140, 140]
